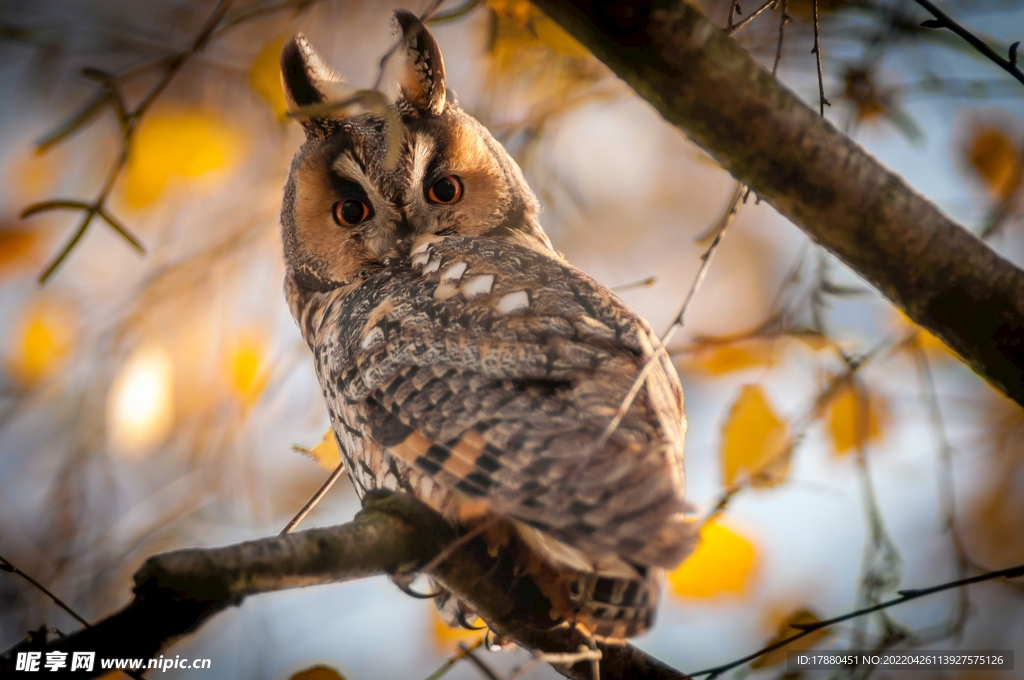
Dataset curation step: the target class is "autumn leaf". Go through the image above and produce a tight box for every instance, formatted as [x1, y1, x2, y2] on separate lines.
[227, 337, 267, 404]
[826, 382, 889, 457]
[6, 300, 73, 384]
[841, 68, 923, 142]
[964, 124, 1024, 202]
[430, 605, 486, 653]
[751, 608, 832, 668]
[668, 521, 758, 599]
[720, 385, 793, 488]
[682, 338, 777, 376]
[486, 0, 590, 73]
[122, 108, 242, 208]
[289, 666, 347, 680]
[0, 228, 40, 276]
[296, 429, 342, 471]
[250, 35, 290, 122]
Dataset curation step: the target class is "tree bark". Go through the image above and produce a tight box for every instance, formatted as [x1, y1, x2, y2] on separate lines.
[531, 0, 1024, 407]
[0, 492, 686, 680]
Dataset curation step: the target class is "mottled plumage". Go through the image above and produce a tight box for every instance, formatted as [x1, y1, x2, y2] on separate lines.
[280, 10, 695, 640]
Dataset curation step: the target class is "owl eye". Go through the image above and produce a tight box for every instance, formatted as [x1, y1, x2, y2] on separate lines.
[427, 176, 463, 204]
[333, 199, 372, 226]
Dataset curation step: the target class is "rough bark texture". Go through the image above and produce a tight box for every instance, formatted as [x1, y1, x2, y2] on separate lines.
[0, 492, 687, 680]
[531, 0, 1024, 406]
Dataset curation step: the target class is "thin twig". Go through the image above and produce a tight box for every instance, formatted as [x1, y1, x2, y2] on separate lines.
[457, 641, 503, 680]
[810, 0, 831, 115]
[913, 0, 1024, 88]
[611, 275, 656, 292]
[727, 0, 743, 32]
[280, 461, 347, 535]
[424, 638, 487, 680]
[909, 340, 970, 630]
[772, 0, 790, 77]
[26, 0, 238, 283]
[591, 186, 746, 455]
[728, 0, 776, 36]
[687, 562, 1024, 678]
[429, 0, 481, 23]
[0, 553, 91, 628]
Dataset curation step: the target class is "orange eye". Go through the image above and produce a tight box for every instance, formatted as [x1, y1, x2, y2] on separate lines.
[428, 175, 463, 204]
[333, 199, 371, 226]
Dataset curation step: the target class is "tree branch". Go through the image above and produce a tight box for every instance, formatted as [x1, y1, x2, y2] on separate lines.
[0, 492, 685, 680]
[530, 0, 1024, 407]
[912, 0, 1024, 89]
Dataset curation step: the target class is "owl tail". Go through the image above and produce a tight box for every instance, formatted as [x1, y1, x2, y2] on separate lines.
[568, 566, 664, 641]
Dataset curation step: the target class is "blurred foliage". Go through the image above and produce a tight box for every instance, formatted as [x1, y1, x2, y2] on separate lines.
[429, 607, 486, 653]
[668, 520, 758, 599]
[825, 381, 889, 457]
[296, 429, 342, 471]
[122, 109, 242, 208]
[250, 35, 291, 123]
[719, 384, 792, 488]
[750, 608, 832, 668]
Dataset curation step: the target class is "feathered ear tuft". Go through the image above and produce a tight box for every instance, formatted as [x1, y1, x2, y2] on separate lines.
[281, 33, 344, 138]
[392, 10, 446, 117]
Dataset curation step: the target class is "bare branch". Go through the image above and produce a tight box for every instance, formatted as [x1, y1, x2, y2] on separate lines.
[0, 492, 685, 680]
[0, 553, 91, 629]
[913, 0, 1024, 89]
[531, 0, 1024, 408]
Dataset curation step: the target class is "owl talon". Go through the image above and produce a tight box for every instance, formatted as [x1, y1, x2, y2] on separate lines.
[455, 609, 486, 631]
[397, 582, 442, 599]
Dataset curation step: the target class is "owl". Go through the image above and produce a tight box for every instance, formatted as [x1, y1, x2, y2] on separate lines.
[279, 10, 696, 641]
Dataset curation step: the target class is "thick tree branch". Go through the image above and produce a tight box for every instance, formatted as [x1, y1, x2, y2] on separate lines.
[0, 492, 684, 680]
[530, 0, 1024, 407]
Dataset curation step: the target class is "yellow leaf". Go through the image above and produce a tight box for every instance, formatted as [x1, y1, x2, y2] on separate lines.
[7, 301, 72, 384]
[720, 385, 792, 488]
[964, 124, 1023, 202]
[250, 35, 290, 122]
[486, 1, 589, 74]
[683, 339, 777, 376]
[289, 666, 347, 680]
[668, 521, 758, 598]
[227, 337, 267, 403]
[826, 382, 889, 457]
[430, 606, 486, 653]
[0, 228, 40, 276]
[122, 109, 241, 208]
[298, 429, 342, 471]
[751, 608, 832, 668]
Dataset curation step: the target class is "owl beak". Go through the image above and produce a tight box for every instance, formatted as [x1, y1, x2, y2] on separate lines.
[396, 213, 415, 239]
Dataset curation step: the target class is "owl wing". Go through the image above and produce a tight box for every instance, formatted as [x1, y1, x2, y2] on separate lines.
[329, 235, 693, 568]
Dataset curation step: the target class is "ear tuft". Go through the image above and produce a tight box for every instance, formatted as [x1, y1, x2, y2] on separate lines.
[392, 10, 446, 117]
[281, 33, 344, 137]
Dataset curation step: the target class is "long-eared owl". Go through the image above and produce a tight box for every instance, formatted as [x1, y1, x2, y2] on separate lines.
[279, 9, 696, 641]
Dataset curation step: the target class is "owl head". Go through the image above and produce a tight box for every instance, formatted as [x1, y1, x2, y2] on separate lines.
[279, 10, 552, 299]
